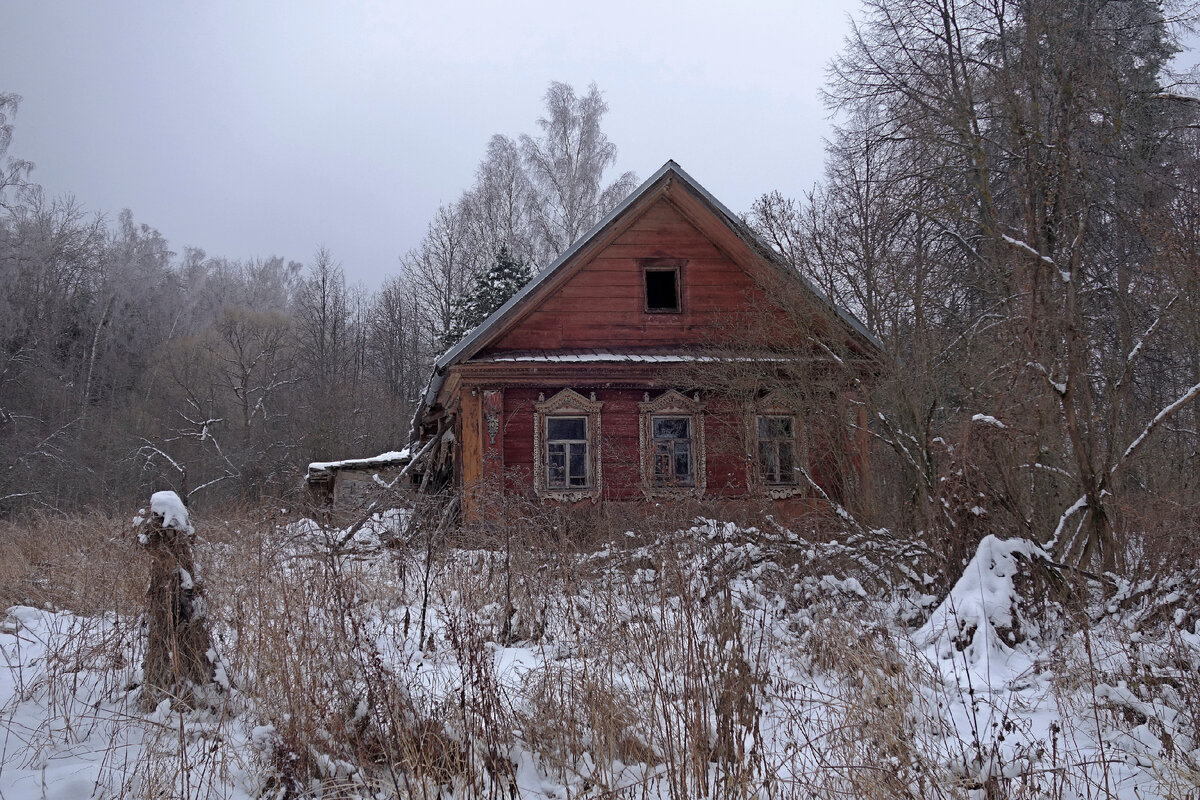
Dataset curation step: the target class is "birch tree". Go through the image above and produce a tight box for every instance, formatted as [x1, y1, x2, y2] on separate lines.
[521, 82, 638, 264]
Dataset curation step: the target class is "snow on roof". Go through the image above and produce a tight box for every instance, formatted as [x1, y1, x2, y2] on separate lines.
[472, 349, 808, 364]
[149, 490, 193, 535]
[306, 448, 412, 479]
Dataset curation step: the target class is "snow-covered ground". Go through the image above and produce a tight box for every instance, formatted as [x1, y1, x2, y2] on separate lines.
[2, 514, 1198, 799]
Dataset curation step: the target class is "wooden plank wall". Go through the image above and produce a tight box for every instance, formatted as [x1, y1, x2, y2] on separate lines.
[492, 199, 788, 352]
[460, 389, 483, 519]
[502, 387, 756, 501]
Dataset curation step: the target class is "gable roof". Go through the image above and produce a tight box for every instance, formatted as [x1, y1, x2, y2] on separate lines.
[414, 160, 882, 437]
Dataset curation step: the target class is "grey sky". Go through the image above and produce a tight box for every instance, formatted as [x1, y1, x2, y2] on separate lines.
[1, 1, 860, 285]
[5, 2, 1194, 287]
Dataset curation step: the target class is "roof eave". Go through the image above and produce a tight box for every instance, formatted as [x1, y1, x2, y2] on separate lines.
[409, 159, 884, 444]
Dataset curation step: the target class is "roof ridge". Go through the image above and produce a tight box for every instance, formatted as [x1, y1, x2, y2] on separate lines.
[411, 160, 882, 442]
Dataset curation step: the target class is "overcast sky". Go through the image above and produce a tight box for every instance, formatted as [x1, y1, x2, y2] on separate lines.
[0, 1, 863, 286]
[3, 2, 1196, 287]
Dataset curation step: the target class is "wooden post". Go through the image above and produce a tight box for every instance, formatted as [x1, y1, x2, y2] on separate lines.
[460, 387, 483, 523]
[137, 491, 218, 710]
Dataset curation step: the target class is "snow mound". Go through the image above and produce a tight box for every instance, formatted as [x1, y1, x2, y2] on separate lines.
[917, 535, 1049, 676]
[150, 490, 193, 535]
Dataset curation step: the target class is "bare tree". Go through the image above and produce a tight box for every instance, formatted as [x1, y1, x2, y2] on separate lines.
[207, 307, 297, 493]
[819, 0, 1200, 569]
[520, 82, 638, 263]
[404, 203, 479, 348]
[367, 275, 426, 438]
[462, 134, 536, 267]
[0, 93, 32, 211]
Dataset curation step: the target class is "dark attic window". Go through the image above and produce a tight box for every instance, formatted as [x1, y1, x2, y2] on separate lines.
[644, 267, 680, 312]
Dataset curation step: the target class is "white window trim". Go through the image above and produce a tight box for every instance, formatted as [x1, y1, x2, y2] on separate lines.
[749, 391, 807, 499]
[638, 390, 706, 498]
[533, 389, 603, 502]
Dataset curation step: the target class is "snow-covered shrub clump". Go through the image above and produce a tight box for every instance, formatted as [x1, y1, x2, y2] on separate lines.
[917, 535, 1051, 671]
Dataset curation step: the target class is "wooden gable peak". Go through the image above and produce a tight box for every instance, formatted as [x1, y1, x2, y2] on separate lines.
[434, 160, 880, 376]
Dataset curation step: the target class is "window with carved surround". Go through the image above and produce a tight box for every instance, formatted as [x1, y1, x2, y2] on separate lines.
[639, 390, 706, 497]
[749, 391, 806, 499]
[533, 389, 603, 502]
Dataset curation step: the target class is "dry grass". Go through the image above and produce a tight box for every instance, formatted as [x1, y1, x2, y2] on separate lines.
[0, 511, 147, 614]
[2, 501, 1198, 799]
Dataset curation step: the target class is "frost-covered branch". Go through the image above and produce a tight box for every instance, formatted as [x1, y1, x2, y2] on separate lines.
[927, 217, 986, 264]
[931, 311, 1006, 368]
[187, 473, 236, 499]
[1019, 462, 1078, 484]
[1110, 380, 1200, 482]
[999, 233, 1073, 283]
[1027, 361, 1067, 396]
[1047, 494, 1088, 552]
[1112, 294, 1178, 399]
[137, 438, 187, 477]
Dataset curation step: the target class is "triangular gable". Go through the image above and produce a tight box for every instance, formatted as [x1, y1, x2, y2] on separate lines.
[435, 161, 880, 373]
[413, 161, 881, 440]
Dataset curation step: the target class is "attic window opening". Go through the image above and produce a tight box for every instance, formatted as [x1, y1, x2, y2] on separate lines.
[644, 267, 680, 312]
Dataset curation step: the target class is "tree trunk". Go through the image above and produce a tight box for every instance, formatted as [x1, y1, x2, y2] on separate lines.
[138, 497, 217, 710]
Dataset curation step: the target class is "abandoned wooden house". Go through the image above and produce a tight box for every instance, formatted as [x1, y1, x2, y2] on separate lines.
[408, 161, 882, 522]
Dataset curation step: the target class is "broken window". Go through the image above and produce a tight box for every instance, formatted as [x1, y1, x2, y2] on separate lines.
[650, 415, 693, 486]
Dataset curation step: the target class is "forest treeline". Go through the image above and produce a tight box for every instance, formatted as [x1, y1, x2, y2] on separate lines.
[3, 0, 1200, 575]
[0, 82, 635, 514]
[746, 0, 1200, 568]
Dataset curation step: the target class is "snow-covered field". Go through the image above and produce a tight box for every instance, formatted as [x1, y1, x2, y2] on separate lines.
[1, 511, 1198, 799]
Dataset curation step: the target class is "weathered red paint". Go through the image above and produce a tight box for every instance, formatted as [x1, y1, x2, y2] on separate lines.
[421, 165, 879, 522]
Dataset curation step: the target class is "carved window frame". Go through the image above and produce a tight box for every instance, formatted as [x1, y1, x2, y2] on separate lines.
[533, 389, 603, 502]
[748, 391, 807, 499]
[639, 389, 706, 497]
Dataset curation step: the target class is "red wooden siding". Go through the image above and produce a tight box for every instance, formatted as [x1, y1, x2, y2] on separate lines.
[499, 387, 813, 501]
[433, 164, 880, 523]
[489, 199, 787, 353]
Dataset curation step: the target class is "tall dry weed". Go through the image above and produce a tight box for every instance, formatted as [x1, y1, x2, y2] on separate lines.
[0, 512, 146, 614]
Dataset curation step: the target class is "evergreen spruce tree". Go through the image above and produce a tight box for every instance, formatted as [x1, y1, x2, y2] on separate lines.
[442, 246, 532, 347]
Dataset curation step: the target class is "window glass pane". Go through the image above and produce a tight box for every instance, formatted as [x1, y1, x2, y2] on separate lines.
[778, 442, 795, 483]
[652, 442, 671, 482]
[757, 415, 797, 484]
[758, 441, 778, 481]
[548, 443, 566, 488]
[548, 417, 586, 440]
[674, 442, 691, 481]
[569, 443, 587, 487]
[758, 415, 792, 439]
[653, 417, 689, 439]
